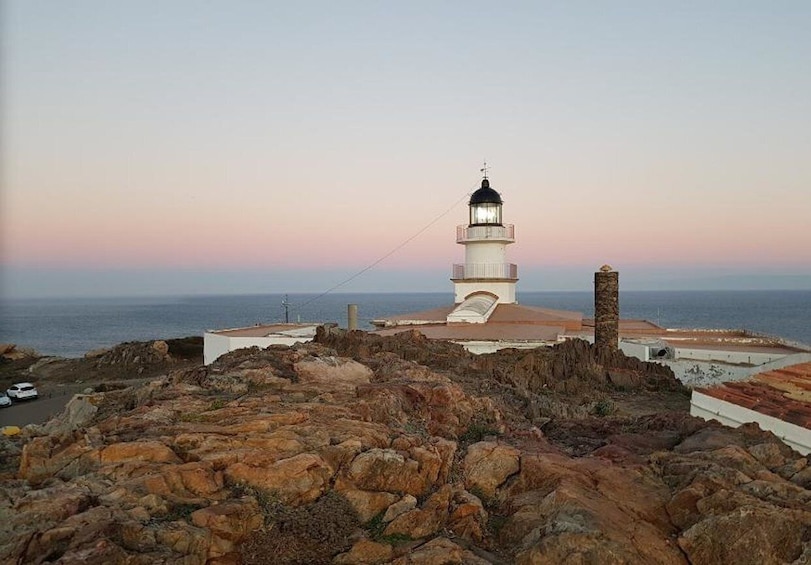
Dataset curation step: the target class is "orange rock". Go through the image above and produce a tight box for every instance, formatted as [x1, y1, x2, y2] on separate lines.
[448, 488, 488, 542]
[224, 453, 334, 506]
[340, 488, 400, 522]
[100, 441, 181, 465]
[335, 539, 394, 564]
[140, 461, 225, 502]
[19, 436, 99, 484]
[384, 485, 452, 539]
[344, 447, 443, 496]
[463, 441, 520, 499]
[389, 537, 491, 564]
[191, 500, 263, 557]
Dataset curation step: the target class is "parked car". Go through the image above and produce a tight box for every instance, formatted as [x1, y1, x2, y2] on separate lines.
[0, 393, 11, 408]
[6, 383, 38, 401]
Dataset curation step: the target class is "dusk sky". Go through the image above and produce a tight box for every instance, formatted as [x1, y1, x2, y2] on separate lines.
[2, 1, 810, 298]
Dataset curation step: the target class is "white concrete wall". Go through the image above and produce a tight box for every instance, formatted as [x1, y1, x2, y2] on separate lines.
[691, 391, 810, 455]
[465, 241, 507, 264]
[663, 352, 811, 388]
[665, 360, 752, 387]
[454, 281, 516, 305]
[457, 340, 553, 354]
[674, 347, 786, 365]
[204, 333, 314, 365]
[203, 333, 232, 365]
[619, 341, 650, 362]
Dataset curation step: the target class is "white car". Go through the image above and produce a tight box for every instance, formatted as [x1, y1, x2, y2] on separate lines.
[0, 394, 11, 408]
[6, 383, 38, 401]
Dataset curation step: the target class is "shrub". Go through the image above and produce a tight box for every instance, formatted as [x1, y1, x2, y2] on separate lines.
[241, 491, 359, 565]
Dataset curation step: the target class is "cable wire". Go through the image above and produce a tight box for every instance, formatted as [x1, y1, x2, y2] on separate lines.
[285, 184, 477, 317]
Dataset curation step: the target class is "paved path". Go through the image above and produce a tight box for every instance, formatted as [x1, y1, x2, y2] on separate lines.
[0, 384, 98, 428]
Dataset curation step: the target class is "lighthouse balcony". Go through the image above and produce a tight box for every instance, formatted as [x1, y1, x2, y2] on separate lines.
[456, 224, 515, 243]
[452, 263, 518, 281]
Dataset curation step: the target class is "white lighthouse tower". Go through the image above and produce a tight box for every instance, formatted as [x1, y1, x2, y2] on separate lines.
[451, 173, 517, 305]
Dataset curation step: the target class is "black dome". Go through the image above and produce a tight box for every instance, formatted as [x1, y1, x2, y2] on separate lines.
[469, 178, 503, 205]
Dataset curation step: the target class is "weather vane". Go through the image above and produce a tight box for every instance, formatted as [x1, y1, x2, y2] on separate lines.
[480, 160, 489, 180]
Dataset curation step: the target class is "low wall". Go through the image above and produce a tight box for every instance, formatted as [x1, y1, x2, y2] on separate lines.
[674, 347, 787, 365]
[691, 391, 810, 455]
[664, 352, 811, 388]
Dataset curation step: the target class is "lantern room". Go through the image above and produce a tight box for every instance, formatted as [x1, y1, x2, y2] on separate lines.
[468, 179, 503, 226]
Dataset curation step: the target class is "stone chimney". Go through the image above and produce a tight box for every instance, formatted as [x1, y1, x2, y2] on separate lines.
[594, 265, 619, 354]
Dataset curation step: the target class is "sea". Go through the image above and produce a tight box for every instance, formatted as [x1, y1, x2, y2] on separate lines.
[1, 291, 809, 359]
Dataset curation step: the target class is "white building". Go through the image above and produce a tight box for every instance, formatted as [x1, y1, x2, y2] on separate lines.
[204, 324, 317, 365]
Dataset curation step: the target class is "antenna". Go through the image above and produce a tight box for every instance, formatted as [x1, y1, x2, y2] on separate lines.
[282, 294, 290, 323]
[480, 160, 489, 180]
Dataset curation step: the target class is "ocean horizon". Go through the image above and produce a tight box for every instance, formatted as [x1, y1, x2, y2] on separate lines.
[1, 290, 809, 358]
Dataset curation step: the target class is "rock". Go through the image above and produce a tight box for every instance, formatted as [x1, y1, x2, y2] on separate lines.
[447, 488, 488, 542]
[463, 441, 520, 499]
[341, 489, 400, 523]
[678, 507, 805, 564]
[341, 446, 445, 497]
[389, 537, 491, 564]
[224, 453, 333, 506]
[0, 343, 39, 360]
[383, 494, 418, 522]
[384, 485, 452, 539]
[100, 441, 181, 465]
[335, 539, 394, 564]
[19, 436, 98, 484]
[42, 394, 102, 436]
[190, 499, 263, 557]
[791, 465, 811, 489]
[294, 356, 372, 392]
[85, 347, 111, 359]
[3, 331, 810, 564]
[747, 442, 788, 469]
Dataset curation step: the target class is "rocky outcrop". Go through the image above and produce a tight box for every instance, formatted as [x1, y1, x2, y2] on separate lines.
[0, 343, 39, 361]
[1, 331, 809, 564]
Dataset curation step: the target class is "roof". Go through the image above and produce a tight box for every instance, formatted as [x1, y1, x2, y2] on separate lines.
[372, 305, 456, 326]
[374, 322, 564, 342]
[373, 303, 583, 328]
[207, 324, 318, 338]
[469, 179, 502, 205]
[696, 362, 811, 430]
[371, 302, 584, 341]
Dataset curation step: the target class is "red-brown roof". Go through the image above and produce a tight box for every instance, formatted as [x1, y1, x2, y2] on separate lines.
[373, 323, 564, 342]
[697, 362, 811, 430]
[208, 324, 317, 338]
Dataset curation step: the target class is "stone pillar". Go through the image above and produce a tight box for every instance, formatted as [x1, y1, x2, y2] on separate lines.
[594, 265, 619, 354]
[347, 304, 358, 331]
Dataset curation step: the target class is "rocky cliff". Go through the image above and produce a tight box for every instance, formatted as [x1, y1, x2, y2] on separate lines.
[1, 330, 809, 564]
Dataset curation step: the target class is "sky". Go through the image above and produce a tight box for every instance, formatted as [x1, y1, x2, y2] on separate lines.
[2, 1, 810, 298]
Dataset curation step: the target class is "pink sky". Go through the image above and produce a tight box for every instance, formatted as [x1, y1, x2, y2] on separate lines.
[2, 2, 810, 296]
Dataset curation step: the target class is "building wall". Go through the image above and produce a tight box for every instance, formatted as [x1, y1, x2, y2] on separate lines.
[453, 281, 516, 304]
[457, 340, 553, 354]
[674, 347, 787, 365]
[465, 241, 507, 264]
[204, 333, 314, 365]
[691, 391, 810, 455]
[619, 341, 650, 361]
[662, 351, 811, 387]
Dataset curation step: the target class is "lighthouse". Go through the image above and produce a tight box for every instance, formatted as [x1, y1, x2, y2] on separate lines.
[451, 175, 518, 305]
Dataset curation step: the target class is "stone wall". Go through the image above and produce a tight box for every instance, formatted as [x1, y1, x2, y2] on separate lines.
[594, 268, 619, 354]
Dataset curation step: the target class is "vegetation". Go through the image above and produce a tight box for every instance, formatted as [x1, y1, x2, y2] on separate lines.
[241, 491, 359, 565]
